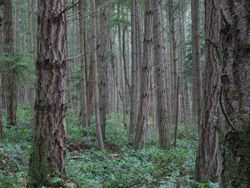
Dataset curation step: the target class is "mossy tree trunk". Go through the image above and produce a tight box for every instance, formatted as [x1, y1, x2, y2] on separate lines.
[0, 0, 3, 139]
[220, 0, 250, 187]
[27, 0, 67, 187]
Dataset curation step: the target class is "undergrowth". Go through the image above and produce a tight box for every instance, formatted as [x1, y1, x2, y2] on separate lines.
[0, 105, 218, 188]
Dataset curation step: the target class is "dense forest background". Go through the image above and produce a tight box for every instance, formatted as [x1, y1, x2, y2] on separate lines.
[0, 0, 249, 187]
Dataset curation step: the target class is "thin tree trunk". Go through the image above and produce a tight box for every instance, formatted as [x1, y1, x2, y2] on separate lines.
[87, 54, 94, 125]
[92, 0, 104, 150]
[27, 0, 67, 186]
[27, 0, 35, 118]
[3, 0, 16, 126]
[191, 0, 201, 125]
[153, 0, 170, 149]
[174, 76, 180, 147]
[129, 0, 140, 143]
[0, 1, 3, 139]
[82, 0, 89, 120]
[28, 0, 34, 54]
[122, 26, 130, 126]
[168, 0, 177, 125]
[79, 0, 88, 127]
[98, 1, 109, 141]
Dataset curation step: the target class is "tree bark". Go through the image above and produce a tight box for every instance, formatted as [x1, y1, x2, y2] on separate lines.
[220, 1, 250, 187]
[129, 0, 141, 143]
[191, 0, 201, 125]
[134, 0, 153, 148]
[168, 0, 177, 125]
[195, 0, 221, 181]
[0, 1, 3, 139]
[27, 1, 67, 186]
[98, 1, 109, 141]
[174, 76, 180, 147]
[79, 0, 88, 127]
[153, 0, 170, 149]
[3, 0, 17, 126]
[92, 0, 105, 150]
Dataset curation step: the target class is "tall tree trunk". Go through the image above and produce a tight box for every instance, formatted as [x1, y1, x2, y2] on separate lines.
[27, 0, 36, 119]
[28, 0, 34, 54]
[98, 1, 109, 141]
[92, 0, 105, 150]
[153, 0, 170, 149]
[191, 0, 201, 125]
[0, 1, 3, 139]
[87, 54, 94, 125]
[220, 1, 250, 187]
[79, 0, 88, 127]
[27, 1, 67, 186]
[134, 0, 153, 148]
[195, 0, 221, 181]
[129, 0, 140, 143]
[3, 0, 16, 126]
[177, 0, 188, 126]
[168, 0, 177, 125]
[122, 25, 130, 127]
[82, 0, 89, 124]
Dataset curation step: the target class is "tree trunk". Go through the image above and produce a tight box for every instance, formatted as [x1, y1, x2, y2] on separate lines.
[27, 1, 67, 186]
[129, 0, 141, 143]
[220, 1, 250, 187]
[174, 76, 180, 147]
[195, 0, 221, 181]
[153, 0, 170, 149]
[168, 0, 177, 125]
[3, 0, 16, 126]
[134, 0, 153, 148]
[87, 54, 94, 125]
[79, 0, 88, 127]
[98, 1, 109, 141]
[0, 1, 3, 139]
[191, 0, 201, 125]
[92, 0, 105, 150]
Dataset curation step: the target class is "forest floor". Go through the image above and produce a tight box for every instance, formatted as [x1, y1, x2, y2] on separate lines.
[0, 105, 218, 188]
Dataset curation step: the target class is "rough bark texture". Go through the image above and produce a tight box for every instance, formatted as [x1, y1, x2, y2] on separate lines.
[27, 1, 67, 187]
[93, 0, 105, 150]
[3, 0, 17, 126]
[195, 0, 221, 181]
[153, 0, 170, 149]
[87, 56, 94, 125]
[134, 0, 153, 148]
[169, 0, 177, 125]
[220, 1, 250, 187]
[178, 0, 189, 126]
[79, 0, 88, 127]
[0, 1, 3, 139]
[191, 0, 201, 125]
[98, 1, 109, 141]
[129, 0, 140, 143]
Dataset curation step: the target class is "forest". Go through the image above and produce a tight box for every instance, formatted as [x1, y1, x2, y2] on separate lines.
[0, 0, 249, 187]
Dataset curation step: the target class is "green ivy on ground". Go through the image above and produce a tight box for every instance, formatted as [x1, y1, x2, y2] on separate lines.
[0, 105, 218, 188]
